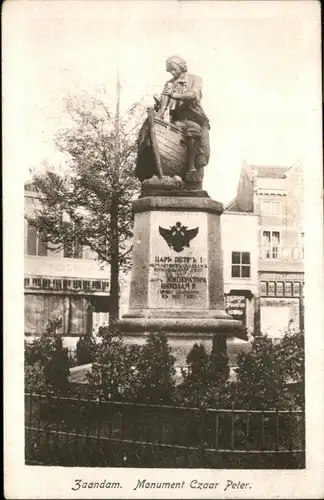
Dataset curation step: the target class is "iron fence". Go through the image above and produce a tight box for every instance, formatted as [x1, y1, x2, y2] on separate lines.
[25, 392, 305, 468]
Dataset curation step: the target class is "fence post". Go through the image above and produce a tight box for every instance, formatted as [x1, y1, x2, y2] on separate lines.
[96, 396, 102, 445]
[288, 409, 293, 452]
[230, 401, 235, 450]
[245, 404, 250, 451]
[199, 407, 206, 465]
[275, 408, 279, 452]
[260, 409, 265, 452]
[215, 408, 219, 451]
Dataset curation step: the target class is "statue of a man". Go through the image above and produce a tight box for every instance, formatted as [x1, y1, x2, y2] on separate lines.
[156, 55, 210, 176]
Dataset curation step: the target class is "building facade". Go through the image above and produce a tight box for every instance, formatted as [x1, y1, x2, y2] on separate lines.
[221, 211, 259, 336]
[24, 184, 112, 338]
[223, 161, 304, 339]
[25, 161, 304, 343]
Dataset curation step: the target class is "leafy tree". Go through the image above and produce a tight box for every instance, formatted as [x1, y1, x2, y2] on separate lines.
[31, 92, 145, 324]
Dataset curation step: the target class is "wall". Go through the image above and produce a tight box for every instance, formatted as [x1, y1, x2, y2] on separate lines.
[256, 167, 304, 275]
[25, 293, 92, 336]
[24, 188, 111, 337]
[285, 163, 304, 229]
[260, 297, 300, 339]
[222, 211, 259, 334]
[235, 168, 254, 212]
[222, 212, 259, 291]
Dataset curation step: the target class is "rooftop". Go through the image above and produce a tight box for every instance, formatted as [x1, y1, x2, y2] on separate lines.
[245, 163, 292, 179]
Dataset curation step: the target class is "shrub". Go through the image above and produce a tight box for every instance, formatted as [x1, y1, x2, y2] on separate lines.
[274, 329, 304, 409]
[179, 343, 210, 407]
[233, 330, 304, 410]
[25, 316, 64, 367]
[275, 329, 304, 383]
[43, 337, 70, 394]
[209, 335, 230, 386]
[25, 336, 58, 366]
[75, 335, 98, 365]
[44, 317, 62, 335]
[178, 336, 231, 407]
[87, 330, 176, 404]
[25, 361, 47, 393]
[135, 332, 176, 405]
[87, 326, 142, 401]
[24, 316, 71, 394]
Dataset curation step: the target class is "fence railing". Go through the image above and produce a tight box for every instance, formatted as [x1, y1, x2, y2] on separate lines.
[25, 392, 305, 468]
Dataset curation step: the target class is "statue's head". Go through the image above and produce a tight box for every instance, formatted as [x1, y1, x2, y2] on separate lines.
[166, 55, 187, 78]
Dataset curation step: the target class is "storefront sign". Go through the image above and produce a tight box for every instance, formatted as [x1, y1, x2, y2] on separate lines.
[260, 272, 304, 281]
[225, 295, 246, 324]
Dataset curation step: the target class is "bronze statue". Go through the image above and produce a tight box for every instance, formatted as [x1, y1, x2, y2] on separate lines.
[136, 56, 210, 191]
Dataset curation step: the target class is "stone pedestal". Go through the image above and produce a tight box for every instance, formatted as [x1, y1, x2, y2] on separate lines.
[118, 193, 247, 367]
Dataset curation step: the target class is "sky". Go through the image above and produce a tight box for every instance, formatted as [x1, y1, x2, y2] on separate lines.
[4, 0, 321, 204]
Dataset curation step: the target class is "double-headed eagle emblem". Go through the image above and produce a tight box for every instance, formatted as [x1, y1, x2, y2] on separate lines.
[159, 221, 199, 253]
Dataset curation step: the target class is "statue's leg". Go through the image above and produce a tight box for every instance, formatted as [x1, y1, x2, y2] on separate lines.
[187, 137, 198, 172]
[184, 120, 202, 172]
[195, 123, 210, 169]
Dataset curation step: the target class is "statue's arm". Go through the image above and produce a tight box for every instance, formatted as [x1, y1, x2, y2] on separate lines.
[156, 80, 173, 118]
[171, 75, 203, 102]
[171, 90, 196, 101]
[156, 93, 171, 117]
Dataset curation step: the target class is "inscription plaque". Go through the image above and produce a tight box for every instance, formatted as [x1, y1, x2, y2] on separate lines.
[148, 212, 208, 309]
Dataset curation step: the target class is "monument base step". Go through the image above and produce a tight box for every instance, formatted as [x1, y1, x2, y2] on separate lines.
[122, 308, 231, 319]
[118, 316, 248, 340]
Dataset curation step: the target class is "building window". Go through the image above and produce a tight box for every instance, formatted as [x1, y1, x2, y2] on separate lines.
[268, 282, 275, 296]
[260, 282, 267, 296]
[27, 221, 47, 256]
[101, 281, 109, 292]
[276, 281, 284, 296]
[284, 282, 292, 296]
[43, 279, 51, 289]
[24, 278, 30, 287]
[32, 278, 42, 288]
[262, 230, 280, 259]
[293, 282, 300, 297]
[63, 241, 83, 259]
[53, 279, 62, 290]
[231, 252, 251, 278]
[72, 280, 82, 290]
[63, 279, 72, 290]
[83, 280, 90, 291]
[261, 200, 281, 215]
[92, 281, 101, 291]
[292, 246, 301, 260]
